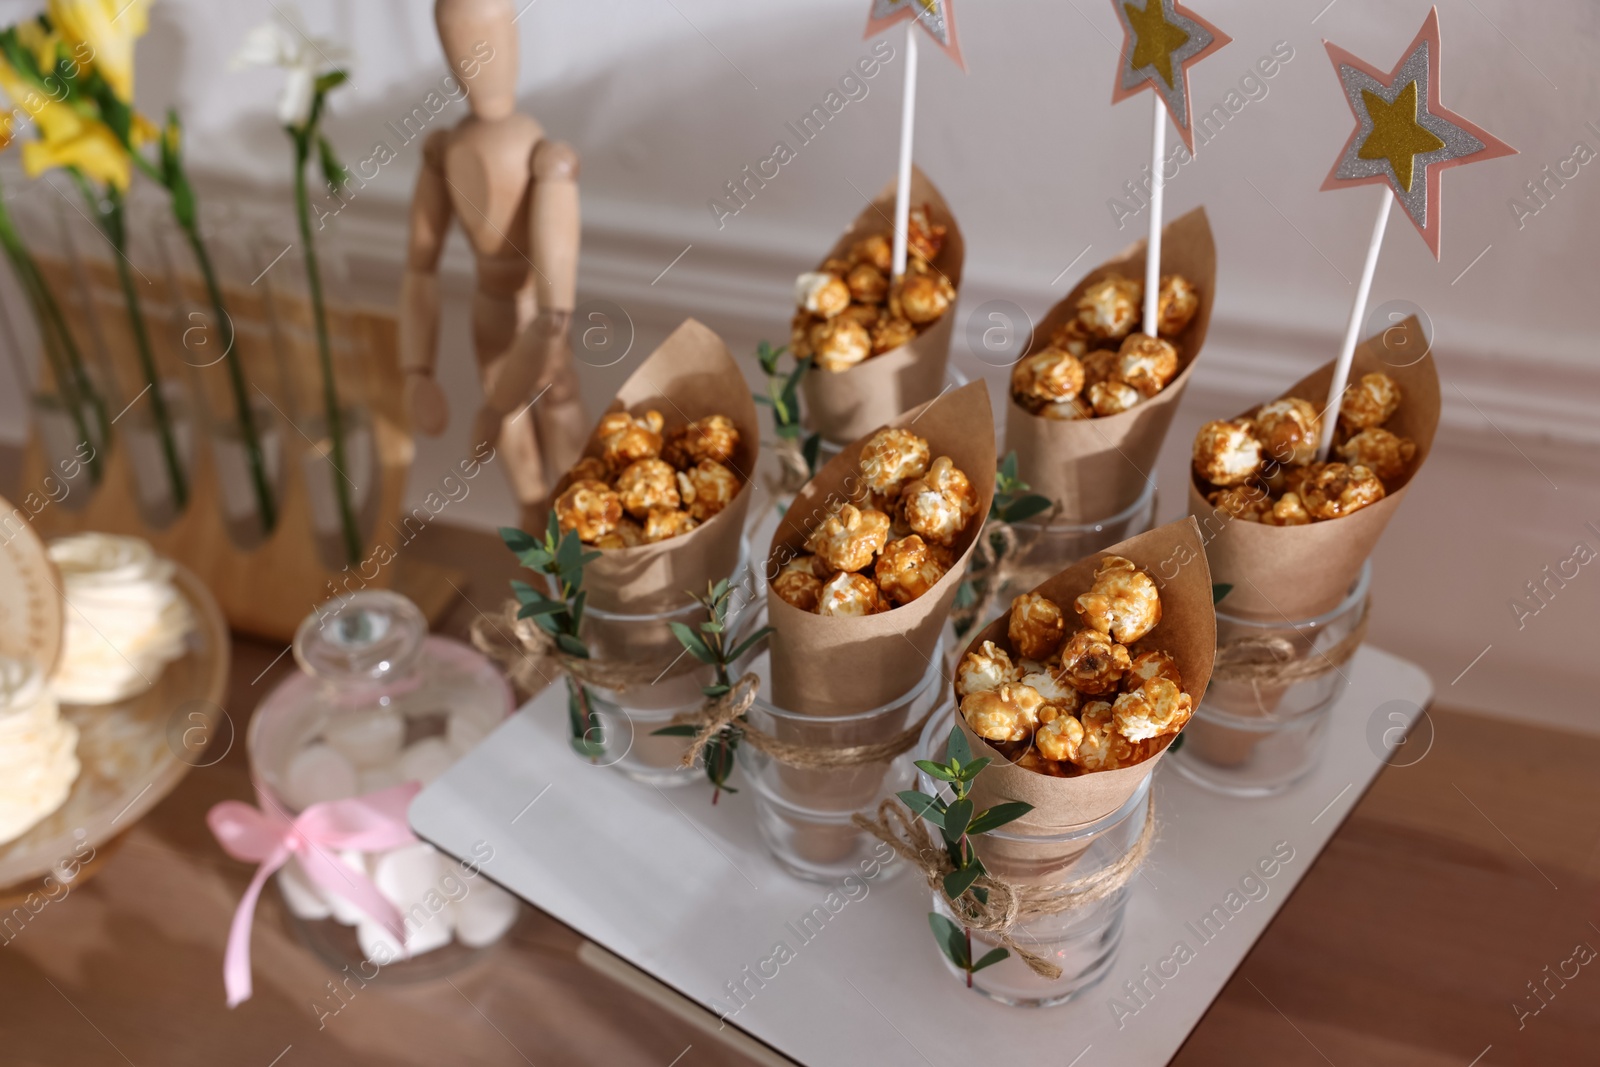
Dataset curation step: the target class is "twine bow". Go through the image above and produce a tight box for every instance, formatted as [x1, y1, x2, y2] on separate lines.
[671, 673, 762, 768]
[853, 795, 1158, 980]
[1212, 599, 1370, 695]
[470, 600, 665, 699]
[207, 783, 422, 1007]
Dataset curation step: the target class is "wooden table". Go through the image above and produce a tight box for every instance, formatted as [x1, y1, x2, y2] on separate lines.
[1, 520, 1596, 1065]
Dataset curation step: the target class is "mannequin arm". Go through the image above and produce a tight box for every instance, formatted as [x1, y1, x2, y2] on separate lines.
[399, 131, 454, 434]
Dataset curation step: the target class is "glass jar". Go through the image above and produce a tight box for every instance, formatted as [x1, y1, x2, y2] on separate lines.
[738, 648, 946, 883]
[997, 478, 1158, 602]
[1172, 563, 1371, 797]
[247, 591, 519, 979]
[917, 708, 1152, 1007]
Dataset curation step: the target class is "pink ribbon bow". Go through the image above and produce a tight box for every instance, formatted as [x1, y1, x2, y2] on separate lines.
[207, 783, 422, 1007]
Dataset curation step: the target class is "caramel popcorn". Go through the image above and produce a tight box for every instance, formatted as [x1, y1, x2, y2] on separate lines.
[1157, 274, 1200, 336]
[859, 427, 931, 497]
[1077, 274, 1142, 341]
[907, 204, 947, 261]
[569, 456, 611, 484]
[808, 503, 891, 573]
[1127, 650, 1182, 689]
[1075, 555, 1162, 644]
[1057, 629, 1131, 695]
[1299, 462, 1386, 520]
[1011, 347, 1086, 408]
[615, 459, 680, 518]
[1072, 702, 1145, 772]
[851, 234, 893, 273]
[846, 263, 888, 305]
[643, 507, 698, 543]
[956, 640, 1019, 698]
[813, 317, 874, 372]
[1022, 670, 1080, 712]
[555, 480, 623, 543]
[1208, 486, 1269, 523]
[1035, 713, 1085, 763]
[1112, 678, 1193, 742]
[901, 457, 979, 547]
[1013, 750, 1074, 777]
[961, 684, 1045, 743]
[1089, 379, 1142, 417]
[1193, 419, 1263, 486]
[1340, 372, 1401, 429]
[817, 572, 888, 617]
[1080, 348, 1118, 389]
[1254, 397, 1322, 467]
[678, 460, 741, 522]
[1008, 593, 1066, 661]
[1116, 334, 1179, 398]
[872, 316, 918, 355]
[594, 519, 643, 550]
[874, 535, 948, 606]
[1262, 492, 1312, 526]
[796, 271, 851, 318]
[840, 303, 884, 333]
[1041, 398, 1093, 421]
[599, 410, 665, 470]
[663, 414, 741, 469]
[773, 564, 824, 613]
[893, 273, 953, 326]
[1048, 319, 1092, 358]
[1338, 427, 1416, 483]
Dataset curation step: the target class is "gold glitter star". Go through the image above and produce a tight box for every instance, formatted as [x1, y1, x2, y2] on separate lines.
[1124, 0, 1190, 89]
[1357, 80, 1443, 192]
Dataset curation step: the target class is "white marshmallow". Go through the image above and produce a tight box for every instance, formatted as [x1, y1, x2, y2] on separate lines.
[398, 738, 455, 787]
[286, 743, 358, 810]
[451, 877, 518, 948]
[323, 708, 404, 769]
[275, 856, 332, 921]
[372, 843, 453, 958]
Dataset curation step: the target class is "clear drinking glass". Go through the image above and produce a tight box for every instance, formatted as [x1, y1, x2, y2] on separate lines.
[1172, 563, 1371, 797]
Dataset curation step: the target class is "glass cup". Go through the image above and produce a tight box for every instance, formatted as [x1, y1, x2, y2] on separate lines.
[570, 540, 755, 785]
[996, 478, 1158, 603]
[738, 649, 948, 883]
[917, 708, 1152, 1007]
[1172, 563, 1371, 797]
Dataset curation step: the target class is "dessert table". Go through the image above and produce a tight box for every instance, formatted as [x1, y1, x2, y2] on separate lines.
[410, 645, 1430, 1066]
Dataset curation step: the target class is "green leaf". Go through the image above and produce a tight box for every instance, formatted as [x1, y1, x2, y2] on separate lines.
[670, 622, 717, 664]
[957, 756, 992, 781]
[967, 801, 1034, 836]
[1000, 493, 1053, 525]
[514, 598, 566, 619]
[753, 393, 774, 408]
[999, 451, 1020, 484]
[652, 725, 699, 737]
[971, 947, 1009, 973]
[970, 885, 989, 906]
[913, 759, 958, 783]
[896, 790, 945, 827]
[702, 683, 730, 698]
[756, 340, 781, 377]
[943, 797, 973, 842]
[802, 432, 822, 475]
[927, 913, 970, 970]
[944, 725, 973, 766]
[500, 526, 537, 554]
[1212, 583, 1233, 606]
[726, 625, 774, 664]
[315, 69, 350, 93]
[953, 580, 977, 610]
[555, 632, 590, 659]
[1168, 732, 1185, 753]
[942, 863, 983, 901]
[317, 135, 347, 194]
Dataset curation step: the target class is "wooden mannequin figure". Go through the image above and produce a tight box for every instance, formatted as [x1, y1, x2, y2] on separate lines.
[401, 0, 588, 533]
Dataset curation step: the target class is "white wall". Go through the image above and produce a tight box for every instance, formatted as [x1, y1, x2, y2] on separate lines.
[2, 0, 1598, 731]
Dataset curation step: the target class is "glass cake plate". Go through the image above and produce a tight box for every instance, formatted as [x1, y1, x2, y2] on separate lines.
[0, 563, 230, 901]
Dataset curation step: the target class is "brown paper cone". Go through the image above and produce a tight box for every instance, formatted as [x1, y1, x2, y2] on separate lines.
[1188, 317, 1439, 622]
[800, 167, 966, 445]
[560, 319, 761, 618]
[958, 518, 1217, 883]
[1005, 207, 1216, 523]
[767, 379, 997, 715]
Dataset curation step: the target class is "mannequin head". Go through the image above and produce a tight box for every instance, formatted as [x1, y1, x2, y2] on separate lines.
[435, 0, 518, 120]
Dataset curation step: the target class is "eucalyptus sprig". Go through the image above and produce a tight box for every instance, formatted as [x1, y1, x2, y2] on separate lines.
[953, 452, 1054, 635]
[753, 340, 821, 480]
[900, 725, 1032, 987]
[989, 451, 1053, 525]
[501, 515, 605, 759]
[655, 579, 773, 802]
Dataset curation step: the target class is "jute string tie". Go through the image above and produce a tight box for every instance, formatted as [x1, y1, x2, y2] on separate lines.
[852, 795, 1157, 980]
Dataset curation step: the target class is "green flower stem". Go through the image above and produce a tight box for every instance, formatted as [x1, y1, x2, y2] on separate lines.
[178, 211, 275, 532]
[293, 114, 360, 564]
[0, 199, 104, 484]
[93, 183, 188, 510]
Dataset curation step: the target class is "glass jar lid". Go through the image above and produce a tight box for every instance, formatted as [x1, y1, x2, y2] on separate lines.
[293, 591, 427, 688]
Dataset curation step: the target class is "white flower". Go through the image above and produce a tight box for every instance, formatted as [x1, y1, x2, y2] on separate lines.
[231, 5, 351, 128]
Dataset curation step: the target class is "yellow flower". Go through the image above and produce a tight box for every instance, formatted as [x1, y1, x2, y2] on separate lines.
[21, 117, 129, 188]
[48, 0, 150, 104]
[15, 19, 65, 77]
[0, 112, 13, 153]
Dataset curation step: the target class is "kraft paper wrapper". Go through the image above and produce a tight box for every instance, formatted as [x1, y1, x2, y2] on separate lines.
[559, 319, 760, 618]
[800, 167, 966, 445]
[1005, 207, 1216, 523]
[960, 518, 1216, 884]
[1188, 317, 1439, 622]
[767, 379, 996, 715]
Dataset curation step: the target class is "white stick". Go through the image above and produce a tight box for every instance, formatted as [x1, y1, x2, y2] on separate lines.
[891, 21, 918, 280]
[1143, 94, 1165, 337]
[1316, 190, 1392, 461]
